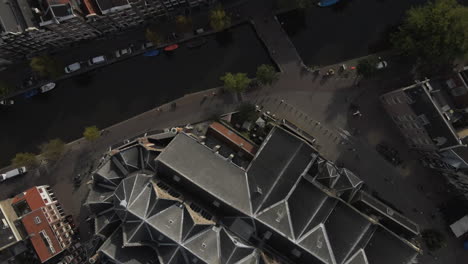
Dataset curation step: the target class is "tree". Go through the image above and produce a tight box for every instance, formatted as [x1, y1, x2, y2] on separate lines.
[12, 152, 39, 169]
[356, 57, 378, 78]
[40, 138, 66, 161]
[30, 56, 62, 79]
[145, 28, 163, 46]
[83, 126, 100, 141]
[176, 15, 193, 33]
[0, 80, 13, 97]
[210, 6, 231, 32]
[256, 64, 278, 86]
[237, 103, 259, 123]
[422, 229, 446, 251]
[220, 72, 251, 93]
[391, 0, 468, 69]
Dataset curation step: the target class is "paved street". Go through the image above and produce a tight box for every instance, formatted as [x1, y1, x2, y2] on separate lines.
[0, 24, 273, 167]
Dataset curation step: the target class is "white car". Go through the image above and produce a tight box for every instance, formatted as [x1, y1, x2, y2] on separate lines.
[88, 55, 106, 66]
[64, 62, 81, 73]
[141, 42, 154, 50]
[115, 48, 132, 58]
[1, 166, 26, 182]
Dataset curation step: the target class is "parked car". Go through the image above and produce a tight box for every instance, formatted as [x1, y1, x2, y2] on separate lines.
[64, 62, 81, 73]
[40, 82, 56, 93]
[376, 143, 402, 166]
[0, 99, 14, 106]
[88, 55, 106, 66]
[141, 42, 154, 50]
[1, 167, 27, 182]
[115, 47, 132, 58]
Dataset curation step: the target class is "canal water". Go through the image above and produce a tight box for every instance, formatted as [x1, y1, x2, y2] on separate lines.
[277, 0, 428, 66]
[0, 23, 274, 166]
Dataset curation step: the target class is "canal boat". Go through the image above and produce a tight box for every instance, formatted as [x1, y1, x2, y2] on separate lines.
[40, 82, 56, 93]
[23, 89, 39, 99]
[164, 44, 179, 51]
[318, 0, 340, 7]
[143, 49, 160, 57]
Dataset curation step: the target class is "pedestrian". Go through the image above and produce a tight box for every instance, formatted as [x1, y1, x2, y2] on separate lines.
[212, 91, 217, 96]
[280, 99, 284, 104]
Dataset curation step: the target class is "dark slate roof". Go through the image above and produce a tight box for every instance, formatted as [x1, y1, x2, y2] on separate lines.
[86, 126, 420, 264]
[247, 127, 315, 214]
[364, 227, 418, 264]
[156, 133, 252, 214]
[403, 83, 460, 149]
[99, 228, 159, 264]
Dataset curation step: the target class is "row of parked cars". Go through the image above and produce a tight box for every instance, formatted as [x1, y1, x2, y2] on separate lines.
[64, 43, 153, 74]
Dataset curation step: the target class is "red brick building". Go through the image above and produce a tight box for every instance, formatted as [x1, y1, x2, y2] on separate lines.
[10, 186, 73, 263]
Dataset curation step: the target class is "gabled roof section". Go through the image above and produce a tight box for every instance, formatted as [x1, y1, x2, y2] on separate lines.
[156, 133, 252, 214]
[256, 200, 293, 239]
[344, 249, 368, 264]
[298, 224, 336, 264]
[247, 127, 314, 214]
[287, 177, 329, 238]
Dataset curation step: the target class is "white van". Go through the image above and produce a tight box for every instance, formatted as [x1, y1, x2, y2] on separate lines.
[88, 55, 106, 66]
[0, 167, 27, 182]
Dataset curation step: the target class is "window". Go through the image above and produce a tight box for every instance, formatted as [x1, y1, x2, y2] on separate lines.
[34, 216, 41, 224]
[417, 114, 429, 126]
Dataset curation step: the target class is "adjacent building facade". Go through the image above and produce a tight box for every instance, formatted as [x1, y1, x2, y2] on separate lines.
[85, 122, 421, 264]
[0, 185, 75, 263]
[0, 0, 216, 61]
[381, 67, 468, 197]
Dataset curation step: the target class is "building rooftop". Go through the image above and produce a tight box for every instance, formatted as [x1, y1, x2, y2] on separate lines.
[0, 202, 21, 251]
[403, 82, 461, 149]
[156, 132, 252, 214]
[208, 122, 258, 157]
[11, 186, 46, 214]
[86, 125, 421, 264]
[21, 209, 62, 263]
[0, 0, 29, 33]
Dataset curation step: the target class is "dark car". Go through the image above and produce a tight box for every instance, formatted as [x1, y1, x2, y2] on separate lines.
[376, 143, 402, 166]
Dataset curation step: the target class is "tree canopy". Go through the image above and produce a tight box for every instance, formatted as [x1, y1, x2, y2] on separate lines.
[12, 152, 39, 169]
[422, 229, 446, 251]
[145, 28, 163, 46]
[0, 80, 13, 97]
[237, 103, 259, 123]
[176, 15, 193, 33]
[256, 64, 278, 86]
[391, 0, 468, 69]
[30, 56, 63, 79]
[210, 6, 231, 32]
[356, 57, 378, 78]
[83, 126, 100, 141]
[220, 72, 252, 93]
[40, 138, 66, 161]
